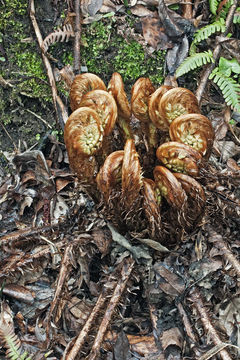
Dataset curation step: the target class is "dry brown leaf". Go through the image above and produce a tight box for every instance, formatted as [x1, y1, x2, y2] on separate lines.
[154, 263, 185, 296]
[215, 140, 240, 162]
[141, 16, 173, 49]
[130, 5, 155, 17]
[160, 327, 183, 350]
[81, 0, 103, 16]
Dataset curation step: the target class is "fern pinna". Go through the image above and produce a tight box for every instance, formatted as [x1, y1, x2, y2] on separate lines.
[175, 51, 214, 78]
[209, 69, 240, 112]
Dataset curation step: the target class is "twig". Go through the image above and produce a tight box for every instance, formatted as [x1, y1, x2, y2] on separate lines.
[26, 109, 53, 129]
[0, 224, 59, 244]
[45, 243, 74, 341]
[64, 257, 135, 360]
[29, 0, 68, 128]
[0, 122, 18, 151]
[87, 257, 135, 360]
[73, 0, 81, 74]
[195, 0, 239, 103]
[189, 289, 233, 360]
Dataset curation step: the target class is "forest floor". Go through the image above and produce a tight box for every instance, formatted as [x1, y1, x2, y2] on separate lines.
[0, 1, 240, 359]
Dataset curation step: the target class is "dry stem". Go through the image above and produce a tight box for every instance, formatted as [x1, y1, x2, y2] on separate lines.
[189, 289, 233, 360]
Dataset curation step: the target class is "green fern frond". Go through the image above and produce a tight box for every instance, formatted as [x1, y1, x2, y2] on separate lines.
[219, 0, 234, 19]
[210, 69, 240, 112]
[192, 19, 226, 45]
[175, 51, 214, 78]
[209, 0, 219, 15]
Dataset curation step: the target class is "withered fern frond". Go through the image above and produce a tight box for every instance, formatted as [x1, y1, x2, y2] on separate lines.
[0, 303, 32, 360]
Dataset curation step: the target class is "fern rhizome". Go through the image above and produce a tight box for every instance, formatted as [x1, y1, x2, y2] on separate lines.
[175, 0, 240, 112]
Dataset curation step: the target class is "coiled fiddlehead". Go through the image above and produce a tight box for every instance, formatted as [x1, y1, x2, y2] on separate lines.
[70, 73, 106, 111]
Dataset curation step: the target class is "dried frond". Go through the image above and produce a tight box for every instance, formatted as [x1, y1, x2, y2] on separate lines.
[0, 302, 32, 360]
[42, 24, 74, 53]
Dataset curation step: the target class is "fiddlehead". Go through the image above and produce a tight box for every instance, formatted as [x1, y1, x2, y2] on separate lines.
[79, 89, 118, 136]
[154, 166, 187, 210]
[169, 113, 214, 158]
[158, 87, 200, 126]
[156, 141, 202, 177]
[64, 107, 103, 182]
[148, 85, 173, 130]
[70, 73, 107, 111]
[108, 72, 133, 140]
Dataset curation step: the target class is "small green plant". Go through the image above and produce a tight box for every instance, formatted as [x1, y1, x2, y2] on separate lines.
[175, 0, 240, 112]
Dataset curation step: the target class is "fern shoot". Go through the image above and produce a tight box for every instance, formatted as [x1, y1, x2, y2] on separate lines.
[210, 69, 240, 112]
[176, 51, 214, 78]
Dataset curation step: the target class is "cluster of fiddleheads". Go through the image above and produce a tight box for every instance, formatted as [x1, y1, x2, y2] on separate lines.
[64, 72, 214, 246]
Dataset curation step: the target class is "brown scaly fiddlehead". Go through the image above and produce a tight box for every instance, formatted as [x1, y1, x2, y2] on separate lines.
[131, 77, 158, 151]
[148, 85, 173, 131]
[64, 107, 103, 183]
[108, 72, 133, 140]
[158, 87, 201, 126]
[156, 141, 202, 177]
[70, 73, 107, 111]
[169, 113, 214, 159]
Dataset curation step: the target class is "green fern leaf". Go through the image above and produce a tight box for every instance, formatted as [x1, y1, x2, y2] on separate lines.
[175, 51, 214, 78]
[209, 0, 219, 15]
[192, 18, 226, 45]
[219, 0, 234, 19]
[210, 70, 240, 112]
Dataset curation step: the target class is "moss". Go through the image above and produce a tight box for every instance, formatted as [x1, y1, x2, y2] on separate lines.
[62, 19, 165, 87]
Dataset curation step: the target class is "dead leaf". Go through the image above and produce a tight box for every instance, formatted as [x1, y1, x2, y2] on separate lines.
[161, 327, 183, 350]
[81, 0, 103, 16]
[130, 5, 155, 17]
[154, 263, 185, 296]
[216, 297, 240, 352]
[227, 158, 240, 172]
[3, 284, 35, 304]
[215, 141, 240, 162]
[141, 15, 173, 50]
